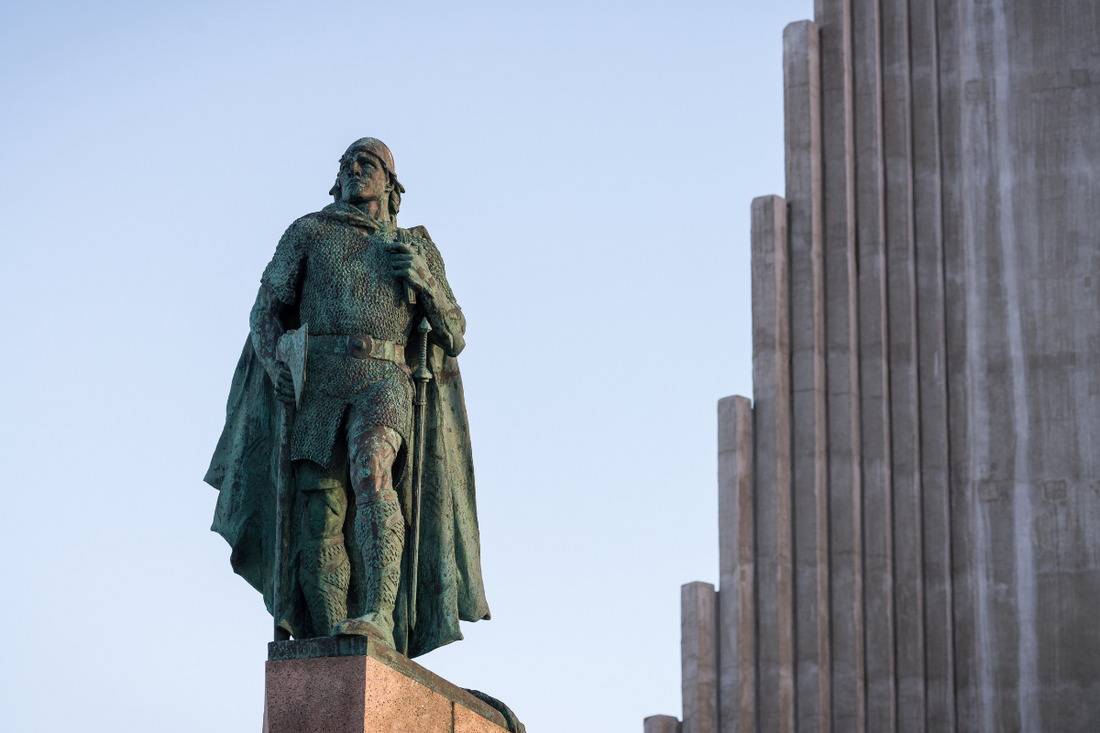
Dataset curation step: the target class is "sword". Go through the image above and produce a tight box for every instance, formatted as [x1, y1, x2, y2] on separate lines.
[408, 317, 433, 629]
[272, 325, 308, 641]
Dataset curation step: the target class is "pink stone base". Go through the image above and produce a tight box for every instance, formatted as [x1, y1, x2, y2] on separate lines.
[264, 653, 508, 733]
[454, 703, 507, 733]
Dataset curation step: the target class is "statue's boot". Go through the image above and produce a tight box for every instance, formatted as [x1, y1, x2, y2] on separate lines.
[333, 489, 404, 645]
[299, 537, 351, 636]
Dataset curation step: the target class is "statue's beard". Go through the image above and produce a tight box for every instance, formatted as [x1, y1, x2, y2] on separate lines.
[342, 181, 376, 209]
[343, 178, 366, 196]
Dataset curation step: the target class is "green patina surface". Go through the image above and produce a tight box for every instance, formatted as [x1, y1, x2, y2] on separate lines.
[204, 138, 490, 660]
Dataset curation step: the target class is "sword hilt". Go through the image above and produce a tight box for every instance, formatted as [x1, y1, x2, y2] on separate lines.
[414, 318, 433, 389]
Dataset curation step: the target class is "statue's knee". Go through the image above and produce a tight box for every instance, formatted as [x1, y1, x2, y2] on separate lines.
[347, 426, 401, 498]
[296, 462, 348, 539]
[349, 426, 401, 466]
[306, 489, 347, 537]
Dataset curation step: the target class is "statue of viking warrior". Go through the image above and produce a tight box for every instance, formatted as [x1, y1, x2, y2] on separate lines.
[204, 138, 490, 658]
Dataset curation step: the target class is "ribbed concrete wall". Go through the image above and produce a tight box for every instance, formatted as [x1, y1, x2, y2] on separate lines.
[651, 1, 1100, 731]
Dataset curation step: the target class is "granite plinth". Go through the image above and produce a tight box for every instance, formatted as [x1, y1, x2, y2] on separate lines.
[264, 635, 508, 733]
[644, 714, 682, 733]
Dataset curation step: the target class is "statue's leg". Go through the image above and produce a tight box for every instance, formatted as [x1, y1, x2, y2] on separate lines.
[332, 419, 403, 645]
[296, 460, 351, 637]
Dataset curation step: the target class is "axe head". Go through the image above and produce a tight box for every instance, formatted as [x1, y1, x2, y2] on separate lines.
[276, 324, 308, 408]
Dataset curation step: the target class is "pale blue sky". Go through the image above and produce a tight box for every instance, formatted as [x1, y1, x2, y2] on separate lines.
[0, 1, 810, 730]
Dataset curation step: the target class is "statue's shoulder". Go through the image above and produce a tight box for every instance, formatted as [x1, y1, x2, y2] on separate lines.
[403, 224, 434, 243]
[299, 211, 328, 225]
[281, 211, 328, 239]
[401, 225, 447, 264]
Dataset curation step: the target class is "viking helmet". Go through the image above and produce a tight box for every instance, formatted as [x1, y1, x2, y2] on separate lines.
[342, 137, 397, 178]
[330, 137, 406, 200]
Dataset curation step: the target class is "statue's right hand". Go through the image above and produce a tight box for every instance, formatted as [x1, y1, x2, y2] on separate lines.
[275, 366, 296, 404]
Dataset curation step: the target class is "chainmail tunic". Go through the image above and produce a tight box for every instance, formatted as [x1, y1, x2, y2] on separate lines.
[261, 202, 457, 467]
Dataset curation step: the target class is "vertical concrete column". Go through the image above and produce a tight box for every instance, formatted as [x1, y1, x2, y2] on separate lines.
[956, 3, 1050, 730]
[956, 1, 1100, 729]
[879, 0, 927, 730]
[681, 582, 718, 733]
[954, 2, 1009, 729]
[815, 0, 865, 730]
[1000, 3, 1100, 729]
[718, 395, 755, 733]
[784, 20, 830, 733]
[907, 0, 955, 729]
[934, 0, 976, 728]
[751, 194, 793, 733]
[851, 0, 896, 729]
[644, 715, 682, 733]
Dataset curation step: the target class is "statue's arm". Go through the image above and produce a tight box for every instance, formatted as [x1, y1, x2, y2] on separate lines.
[418, 239, 465, 357]
[250, 284, 297, 402]
[249, 284, 286, 383]
[422, 292, 466, 357]
[388, 229, 466, 357]
[248, 220, 308, 395]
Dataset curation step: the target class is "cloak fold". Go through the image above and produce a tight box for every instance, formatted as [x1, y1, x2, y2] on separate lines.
[204, 335, 489, 658]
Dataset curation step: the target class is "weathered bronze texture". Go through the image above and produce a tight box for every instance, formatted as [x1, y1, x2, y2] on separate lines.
[205, 138, 489, 659]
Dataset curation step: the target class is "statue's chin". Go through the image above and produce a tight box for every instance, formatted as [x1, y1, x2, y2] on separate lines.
[342, 187, 372, 206]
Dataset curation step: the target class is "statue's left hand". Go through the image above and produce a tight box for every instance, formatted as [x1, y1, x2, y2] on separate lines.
[275, 365, 296, 404]
[386, 242, 437, 297]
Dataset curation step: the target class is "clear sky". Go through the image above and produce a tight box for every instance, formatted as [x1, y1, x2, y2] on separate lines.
[0, 1, 810, 730]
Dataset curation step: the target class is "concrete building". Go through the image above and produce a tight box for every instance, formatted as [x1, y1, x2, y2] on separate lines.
[646, 1, 1100, 731]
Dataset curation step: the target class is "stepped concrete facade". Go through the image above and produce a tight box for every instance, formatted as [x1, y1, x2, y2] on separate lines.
[646, 1, 1100, 731]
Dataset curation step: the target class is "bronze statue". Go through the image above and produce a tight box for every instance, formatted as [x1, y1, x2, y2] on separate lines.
[205, 138, 489, 658]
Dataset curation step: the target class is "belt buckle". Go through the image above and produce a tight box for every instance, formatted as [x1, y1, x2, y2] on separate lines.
[349, 335, 373, 358]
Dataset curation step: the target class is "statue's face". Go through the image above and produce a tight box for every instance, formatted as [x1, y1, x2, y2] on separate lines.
[338, 150, 391, 207]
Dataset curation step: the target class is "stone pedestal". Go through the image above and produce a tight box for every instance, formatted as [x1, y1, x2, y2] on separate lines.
[644, 714, 682, 733]
[263, 635, 509, 733]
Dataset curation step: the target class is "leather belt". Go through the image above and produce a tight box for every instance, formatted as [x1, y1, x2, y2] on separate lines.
[308, 334, 405, 365]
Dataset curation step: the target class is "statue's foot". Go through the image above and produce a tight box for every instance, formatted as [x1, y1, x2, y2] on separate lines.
[333, 612, 394, 646]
